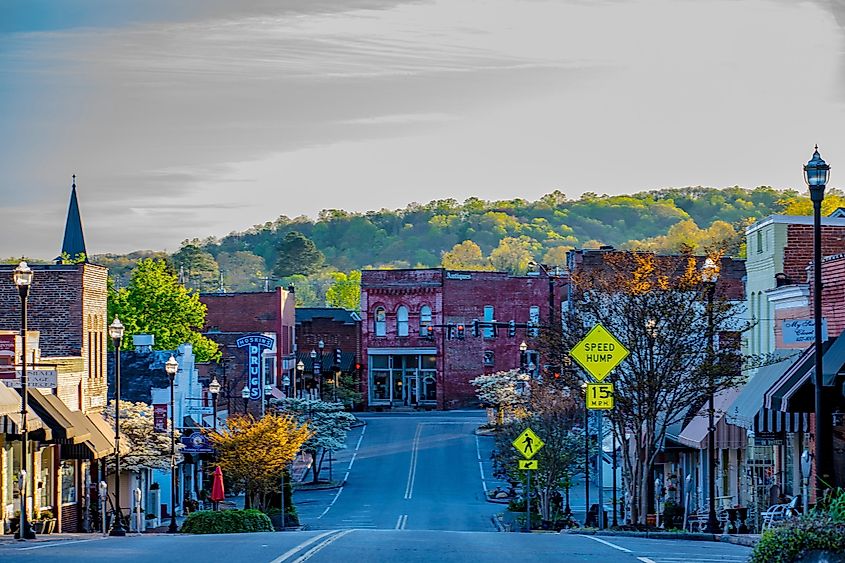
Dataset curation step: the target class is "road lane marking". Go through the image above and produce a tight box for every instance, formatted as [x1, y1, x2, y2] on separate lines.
[404, 423, 422, 500]
[317, 426, 365, 519]
[580, 535, 632, 553]
[394, 514, 408, 530]
[290, 529, 355, 563]
[16, 538, 105, 551]
[317, 485, 344, 519]
[637, 558, 656, 563]
[268, 530, 338, 563]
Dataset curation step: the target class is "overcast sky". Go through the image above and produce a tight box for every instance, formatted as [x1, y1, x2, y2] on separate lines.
[2, 0, 845, 259]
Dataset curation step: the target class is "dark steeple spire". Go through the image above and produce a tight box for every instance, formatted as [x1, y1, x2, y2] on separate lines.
[60, 174, 88, 263]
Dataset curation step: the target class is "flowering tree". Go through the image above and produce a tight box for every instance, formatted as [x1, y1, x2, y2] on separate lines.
[471, 370, 525, 425]
[103, 400, 180, 473]
[273, 398, 356, 484]
[208, 413, 310, 510]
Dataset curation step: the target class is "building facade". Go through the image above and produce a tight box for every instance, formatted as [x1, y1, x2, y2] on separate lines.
[295, 308, 361, 402]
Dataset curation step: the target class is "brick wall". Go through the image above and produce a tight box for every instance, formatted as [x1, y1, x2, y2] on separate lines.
[783, 225, 845, 283]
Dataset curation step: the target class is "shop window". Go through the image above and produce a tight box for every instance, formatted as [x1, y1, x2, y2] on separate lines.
[60, 460, 76, 504]
[419, 305, 432, 333]
[483, 306, 494, 338]
[39, 449, 53, 508]
[374, 307, 386, 337]
[397, 306, 409, 337]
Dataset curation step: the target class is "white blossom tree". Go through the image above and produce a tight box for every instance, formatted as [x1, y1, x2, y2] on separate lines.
[471, 370, 526, 425]
[103, 400, 181, 473]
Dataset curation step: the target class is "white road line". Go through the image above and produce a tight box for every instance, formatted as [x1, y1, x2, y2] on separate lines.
[290, 529, 355, 563]
[344, 471, 350, 481]
[637, 558, 656, 563]
[475, 434, 482, 461]
[478, 461, 488, 493]
[404, 423, 422, 500]
[17, 538, 105, 551]
[394, 514, 408, 530]
[347, 453, 357, 470]
[580, 535, 633, 553]
[317, 485, 345, 519]
[318, 426, 365, 519]
[268, 530, 338, 563]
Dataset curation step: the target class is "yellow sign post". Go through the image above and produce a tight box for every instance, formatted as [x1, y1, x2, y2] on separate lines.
[518, 459, 538, 470]
[512, 427, 544, 459]
[569, 324, 629, 382]
[586, 382, 614, 410]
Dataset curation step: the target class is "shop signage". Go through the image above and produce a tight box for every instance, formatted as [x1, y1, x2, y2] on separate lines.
[782, 318, 828, 344]
[446, 272, 472, 280]
[569, 324, 629, 382]
[236, 334, 275, 401]
[0, 369, 58, 388]
[0, 334, 14, 359]
[153, 404, 168, 432]
[186, 404, 213, 415]
[180, 431, 214, 453]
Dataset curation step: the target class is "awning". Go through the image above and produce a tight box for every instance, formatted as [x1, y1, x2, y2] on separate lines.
[678, 387, 745, 449]
[68, 410, 113, 459]
[295, 351, 358, 374]
[87, 410, 129, 456]
[25, 390, 91, 443]
[0, 384, 21, 415]
[0, 385, 49, 436]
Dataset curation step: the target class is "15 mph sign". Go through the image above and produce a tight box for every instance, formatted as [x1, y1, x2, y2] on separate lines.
[569, 324, 629, 382]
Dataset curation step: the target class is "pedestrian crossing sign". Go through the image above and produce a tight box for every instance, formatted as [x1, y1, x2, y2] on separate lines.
[513, 427, 544, 459]
[518, 459, 538, 470]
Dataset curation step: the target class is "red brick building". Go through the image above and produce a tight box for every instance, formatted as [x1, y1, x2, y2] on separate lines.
[295, 308, 361, 400]
[200, 288, 296, 412]
[360, 268, 567, 409]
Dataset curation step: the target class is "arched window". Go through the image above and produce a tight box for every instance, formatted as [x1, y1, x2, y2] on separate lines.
[419, 305, 432, 332]
[374, 307, 386, 337]
[397, 306, 409, 337]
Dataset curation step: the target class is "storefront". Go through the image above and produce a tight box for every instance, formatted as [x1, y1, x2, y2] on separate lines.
[367, 350, 437, 407]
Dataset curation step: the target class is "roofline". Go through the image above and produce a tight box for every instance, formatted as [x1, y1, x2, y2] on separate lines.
[746, 214, 845, 234]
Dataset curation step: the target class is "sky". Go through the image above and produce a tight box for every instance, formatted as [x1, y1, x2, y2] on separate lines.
[2, 0, 845, 259]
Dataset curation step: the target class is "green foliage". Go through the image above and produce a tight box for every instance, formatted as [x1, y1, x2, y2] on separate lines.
[172, 243, 220, 292]
[273, 231, 324, 278]
[180, 509, 273, 534]
[108, 258, 220, 361]
[749, 514, 845, 563]
[325, 270, 361, 311]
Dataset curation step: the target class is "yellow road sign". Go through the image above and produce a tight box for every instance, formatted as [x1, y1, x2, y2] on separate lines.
[586, 382, 614, 410]
[519, 459, 538, 470]
[513, 427, 544, 459]
[569, 324, 629, 381]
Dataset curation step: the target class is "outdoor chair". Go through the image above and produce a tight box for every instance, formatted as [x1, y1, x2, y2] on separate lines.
[760, 503, 788, 529]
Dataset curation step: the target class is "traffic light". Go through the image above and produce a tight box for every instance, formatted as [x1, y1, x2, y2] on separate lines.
[424, 325, 435, 339]
[508, 320, 516, 337]
[456, 324, 465, 339]
[335, 348, 342, 367]
[471, 319, 480, 338]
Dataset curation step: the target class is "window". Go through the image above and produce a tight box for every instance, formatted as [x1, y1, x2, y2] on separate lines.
[397, 306, 409, 337]
[483, 306, 494, 338]
[39, 449, 53, 508]
[529, 306, 540, 337]
[374, 307, 386, 337]
[419, 305, 432, 333]
[756, 230, 763, 254]
[483, 350, 495, 366]
[61, 460, 76, 504]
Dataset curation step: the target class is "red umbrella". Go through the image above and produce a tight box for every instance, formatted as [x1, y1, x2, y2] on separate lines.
[211, 466, 225, 508]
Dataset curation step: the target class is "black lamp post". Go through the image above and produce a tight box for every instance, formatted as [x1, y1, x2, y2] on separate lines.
[209, 377, 220, 432]
[804, 145, 833, 499]
[264, 383, 273, 415]
[318, 340, 325, 400]
[241, 386, 250, 414]
[13, 261, 35, 540]
[165, 354, 179, 533]
[701, 257, 720, 534]
[108, 316, 127, 536]
[296, 360, 304, 399]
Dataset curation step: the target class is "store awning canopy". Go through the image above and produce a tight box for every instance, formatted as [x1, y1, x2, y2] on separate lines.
[87, 410, 129, 455]
[678, 387, 744, 449]
[25, 390, 91, 443]
[69, 410, 113, 459]
[0, 384, 49, 437]
[0, 384, 21, 416]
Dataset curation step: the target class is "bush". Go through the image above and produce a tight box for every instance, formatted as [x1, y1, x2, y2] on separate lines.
[180, 509, 273, 534]
[750, 515, 845, 563]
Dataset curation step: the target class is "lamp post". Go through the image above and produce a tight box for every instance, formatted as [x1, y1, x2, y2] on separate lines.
[701, 257, 720, 534]
[209, 377, 220, 432]
[529, 261, 562, 327]
[310, 349, 317, 399]
[264, 383, 273, 415]
[165, 355, 179, 534]
[296, 360, 304, 399]
[108, 316, 127, 536]
[241, 387, 250, 414]
[13, 261, 35, 540]
[804, 145, 833, 499]
[318, 340, 325, 400]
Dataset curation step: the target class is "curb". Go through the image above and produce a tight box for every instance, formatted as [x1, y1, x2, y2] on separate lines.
[491, 515, 506, 532]
[293, 480, 346, 492]
[567, 529, 759, 546]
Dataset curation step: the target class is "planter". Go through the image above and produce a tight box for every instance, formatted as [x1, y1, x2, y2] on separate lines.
[145, 518, 159, 530]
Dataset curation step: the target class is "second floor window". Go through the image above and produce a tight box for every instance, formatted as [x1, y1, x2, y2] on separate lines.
[419, 305, 432, 333]
[483, 306, 494, 338]
[374, 307, 386, 336]
[397, 306, 409, 337]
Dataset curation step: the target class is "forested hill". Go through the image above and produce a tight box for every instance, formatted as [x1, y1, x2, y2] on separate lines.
[93, 185, 842, 301]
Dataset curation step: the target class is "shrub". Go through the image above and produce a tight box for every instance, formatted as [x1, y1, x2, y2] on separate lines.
[750, 515, 845, 563]
[180, 509, 273, 534]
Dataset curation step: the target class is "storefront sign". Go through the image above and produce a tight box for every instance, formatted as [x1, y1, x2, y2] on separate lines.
[153, 404, 168, 432]
[0, 369, 57, 388]
[446, 272, 472, 280]
[782, 318, 828, 344]
[180, 431, 214, 453]
[236, 334, 275, 401]
[0, 334, 14, 360]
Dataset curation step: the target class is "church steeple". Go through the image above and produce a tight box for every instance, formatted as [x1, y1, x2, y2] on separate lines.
[59, 174, 88, 263]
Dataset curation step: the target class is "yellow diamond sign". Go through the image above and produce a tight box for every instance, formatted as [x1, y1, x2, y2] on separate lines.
[513, 427, 544, 459]
[570, 324, 629, 382]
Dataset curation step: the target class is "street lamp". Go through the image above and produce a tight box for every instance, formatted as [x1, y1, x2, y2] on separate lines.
[804, 145, 833, 499]
[165, 354, 179, 534]
[209, 377, 221, 432]
[296, 360, 304, 399]
[519, 341, 528, 372]
[241, 386, 250, 414]
[310, 349, 317, 398]
[108, 316, 127, 537]
[264, 383, 273, 415]
[318, 340, 325, 399]
[529, 261, 563, 327]
[13, 261, 35, 540]
[701, 256, 720, 534]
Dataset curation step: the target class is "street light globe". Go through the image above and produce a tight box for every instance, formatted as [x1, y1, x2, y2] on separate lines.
[108, 316, 125, 340]
[700, 257, 720, 284]
[297, 360, 305, 371]
[241, 387, 250, 399]
[310, 349, 317, 359]
[165, 355, 178, 376]
[264, 384, 273, 395]
[804, 145, 831, 188]
[12, 261, 33, 287]
[208, 377, 221, 395]
[282, 375, 290, 386]
[519, 341, 528, 352]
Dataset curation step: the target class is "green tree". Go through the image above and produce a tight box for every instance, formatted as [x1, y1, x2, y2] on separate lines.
[441, 240, 493, 270]
[172, 243, 220, 292]
[217, 251, 266, 292]
[489, 236, 537, 274]
[325, 270, 361, 311]
[273, 232, 324, 278]
[109, 258, 220, 361]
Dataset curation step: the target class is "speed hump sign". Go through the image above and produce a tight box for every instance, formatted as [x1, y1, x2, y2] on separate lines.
[586, 383, 614, 410]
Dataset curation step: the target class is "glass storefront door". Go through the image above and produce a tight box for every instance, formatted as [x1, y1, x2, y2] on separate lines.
[369, 353, 437, 407]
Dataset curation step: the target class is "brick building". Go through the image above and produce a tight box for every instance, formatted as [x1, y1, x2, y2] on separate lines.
[200, 288, 296, 414]
[295, 308, 361, 400]
[360, 268, 567, 409]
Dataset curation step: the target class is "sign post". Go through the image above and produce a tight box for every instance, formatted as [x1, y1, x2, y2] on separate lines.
[570, 323, 629, 530]
[513, 427, 543, 532]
